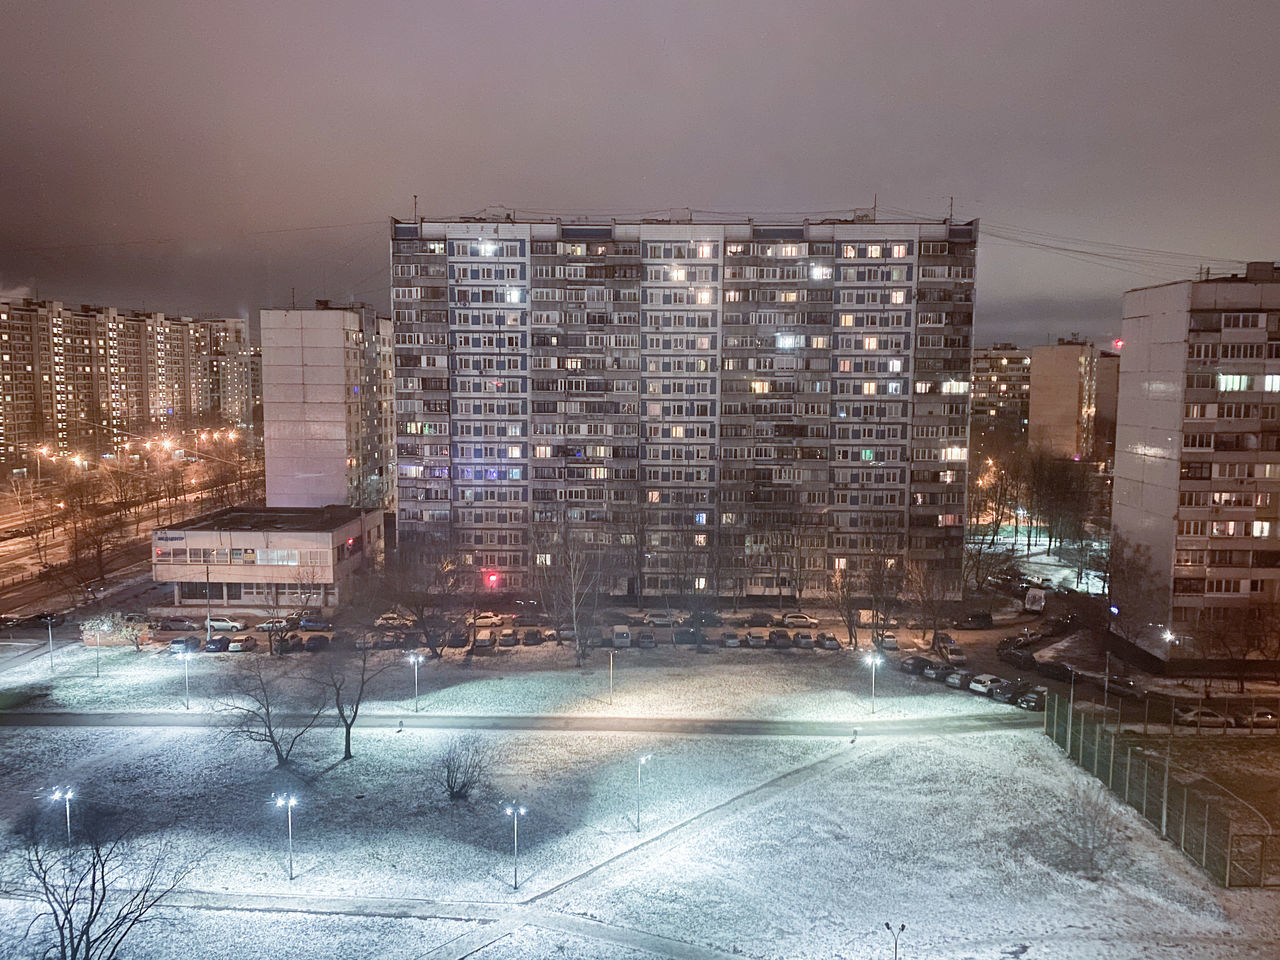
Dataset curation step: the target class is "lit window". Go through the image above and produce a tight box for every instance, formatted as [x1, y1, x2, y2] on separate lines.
[751, 380, 770, 394]
[1253, 521, 1271, 537]
[696, 243, 714, 258]
[891, 244, 907, 258]
[862, 382, 877, 395]
[507, 445, 521, 458]
[890, 290, 906, 304]
[670, 267, 686, 282]
[534, 445, 552, 458]
[648, 490, 661, 503]
[868, 244, 882, 258]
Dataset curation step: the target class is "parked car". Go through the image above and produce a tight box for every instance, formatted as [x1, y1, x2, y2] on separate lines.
[353, 632, 377, 650]
[446, 630, 469, 648]
[521, 628, 544, 646]
[953, 611, 994, 630]
[279, 633, 305, 653]
[158, 616, 199, 632]
[793, 631, 816, 649]
[744, 612, 774, 628]
[898, 655, 931, 675]
[872, 632, 899, 651]
[376, 611, 415, 629]
[1036, 659, 1075, 682]
[921, 660, 955, 681]
[468, 611, 504, 628]
[374, 632, 404, 650]
[498, 628, 519, 647]
[646, 612, 677, 628]
[1174, 707, 1233, 728]
[473, 628, 496, 649]
[256, 618, 290, 633]
[1017, 688, 1048, 711]
[227, 634, 257, 652]
[945, 669, 976, 689]
[299, 615, 333, 632]
[719, 630, 741, 648]
[991, 679, 1034, 704]
[1095, 674, 1141, 698]
[168, 635, 202, 654]
[817, 632, 842, 650]
[26, 612, 66, 628]
[684, 611, 724, 628]
[933, 631, 955, 647]
[999, 648, 1038, 671]
[303, 634, 330, 652]
[635, 630, 657, 648]
[205, 616, 245, 633]
[512, 612, 550, 627]
[1233, 708, 1280, 728]
[942, 645, 968, 665]
[783, 613, 819, 628]
[205, 634, 231, 652]
[673, 627, 701, 645]
[744, 629, 768, 648]
[1038, 615, 1078, 638]
[610, 625, 632, 648]
[968, 673, 1005, 695]
[769, 629, 792, 649]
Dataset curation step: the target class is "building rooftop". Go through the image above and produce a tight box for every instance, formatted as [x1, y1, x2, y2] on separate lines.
[393, 206, 972, 228]
[161, 505, 366, 533]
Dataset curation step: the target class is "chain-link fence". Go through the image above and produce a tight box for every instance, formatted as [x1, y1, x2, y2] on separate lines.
[1045, 690, 1278, 887]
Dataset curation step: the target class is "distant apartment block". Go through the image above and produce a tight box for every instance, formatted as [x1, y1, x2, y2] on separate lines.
[1113, 262, 1280, 657]
[261, 302, 394, 511]
[1029, 338, 1118, 461]
[0, 298, 257, 470]
[970, 342, 1030, 453]
[389, 212, 977, 597]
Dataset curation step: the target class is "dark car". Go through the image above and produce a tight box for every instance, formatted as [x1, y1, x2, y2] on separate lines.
[498, 628, 519, 647]
[953, 612, 994, 630]
[945, 669, 976, 689]
[635, 630, 657, 649]
[898, 655, 931, 675]
[205, 634, 231, 653]
[1038, 615, 1078, 638]
[673, 627, 702, 645]
[745, 612, 774, 628]
[521, 628, 544, 646]
[921, 660, 955, 681]
[684, 611, 724, 628]
[374, 632, 405, 650]
[1095, 674, 1141, 698]
[158, 616, 199, 632]
[303, 634, 330, 652]
[991, 679, 1034, 704]
[273, 633, 305, 654]
[446, 630, 469, 648]
[1017, 688, 1048, 711]
[768, 629, 792, 649]
[1036, 659, 1075, 682]
[999, 648, 1038, 671]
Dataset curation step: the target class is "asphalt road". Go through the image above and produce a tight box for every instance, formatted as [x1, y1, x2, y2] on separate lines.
[0, 708, 1041, 737]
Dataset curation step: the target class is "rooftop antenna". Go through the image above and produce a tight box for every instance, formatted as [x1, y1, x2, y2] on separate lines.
[413, 194, 418, 222]
[291, 287, 296, 309]
[872, 194, 877, 221]
[948, 196, 954, 220]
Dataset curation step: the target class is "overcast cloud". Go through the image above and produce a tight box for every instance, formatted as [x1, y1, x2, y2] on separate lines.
[1, 0, 1277, 343]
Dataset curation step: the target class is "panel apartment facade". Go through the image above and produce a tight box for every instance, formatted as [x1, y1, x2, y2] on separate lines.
[970, 342, 1030, 456]
[390, 214, 976, 598]
[1113, 262, 1280, 657]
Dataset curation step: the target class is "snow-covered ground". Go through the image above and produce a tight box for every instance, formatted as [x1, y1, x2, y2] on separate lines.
[0, 636, 1021, 724]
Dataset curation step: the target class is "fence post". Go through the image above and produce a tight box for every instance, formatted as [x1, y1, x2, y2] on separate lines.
[1066, 689, 1074, 755]
[1259, 835, 1266, 888]
[1108, 729, 1116, 790]
[1161, 749, 1171, 838]
[1143, 697, 1149, 736]
[1143, 759, 1149, 821]
[1051, 692, 1059, 746]
[1093, 719, 1102, 777]
[1125, 746, 1132, 804]
[1225, 822, 1234, 887]
[1180, 788, 1188, 852]
[1202, 798, 1210, 867]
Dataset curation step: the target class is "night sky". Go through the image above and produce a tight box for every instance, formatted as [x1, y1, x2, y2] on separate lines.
[1, 1, 1277, 344]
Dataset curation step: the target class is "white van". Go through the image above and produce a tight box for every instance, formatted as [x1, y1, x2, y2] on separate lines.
[611, 625, 632, 648]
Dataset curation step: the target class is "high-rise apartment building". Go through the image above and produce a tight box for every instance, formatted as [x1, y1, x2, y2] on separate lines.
[970, 342, 1030, 455]
[1113, 262, 1280, 657]
[0, 298, 254, 470]
[201, 317, 261, 427]
[261, 301, 394, 511]
[390, 212, 976, 598]
[1029, 339, 1119, 461]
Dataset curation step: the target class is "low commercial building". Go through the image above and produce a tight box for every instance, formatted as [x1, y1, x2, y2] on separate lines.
[150, 505, 383, 615]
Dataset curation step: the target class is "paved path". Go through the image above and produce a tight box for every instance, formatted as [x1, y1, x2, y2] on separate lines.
[0, 708, 1041, 737]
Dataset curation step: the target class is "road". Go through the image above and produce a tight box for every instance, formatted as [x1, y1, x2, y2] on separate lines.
[0, 707, 1041, 737]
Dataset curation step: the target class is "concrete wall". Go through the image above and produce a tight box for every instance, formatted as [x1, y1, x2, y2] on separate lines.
[1029, 343, 1088, 458]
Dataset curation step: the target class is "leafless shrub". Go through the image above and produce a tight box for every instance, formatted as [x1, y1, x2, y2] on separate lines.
[434, 734, 495, 801]
[1060, 780, 1126, 878]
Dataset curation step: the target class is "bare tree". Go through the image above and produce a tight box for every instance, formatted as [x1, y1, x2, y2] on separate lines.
[13, 809, 192, 960]
[79, 613, 145, 653]
[904, 559, 953, 652]
[9, 476, 53, 566]
[219, 657, 327, 767]
[377, 552, 457, 658]
[863, 546, 903, 638]
[1059, 780, 1126, 878]
[433, 733, 495, 801]
[532, 522, 609, 666]
[313, 646, 391, 761]
[1104, 534, 1168, 649]
[824, 568, 861, 650]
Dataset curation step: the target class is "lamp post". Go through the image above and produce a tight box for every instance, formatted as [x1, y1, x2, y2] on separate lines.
[636, 754, 652, 832]
[504, 804, 526, 889]
[409, 653, 423, 712]
[181, 652, 191, 710]
[884, 922, 906, 960]
[94, 628, 101, 679]
[609, 649, 615, 705]
[51, 787, 73, 843]
[868, 653, 882, 714]
[274, 793, 297, 880]
[43, 615, 55, 673]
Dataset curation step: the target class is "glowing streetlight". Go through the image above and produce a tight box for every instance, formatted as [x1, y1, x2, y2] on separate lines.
[181, 652, 192, 709]
[884, 922, 906, 960]
[636, 754, 652, 832]
[51, 787, 74, 843]
[408, 653, 424, 712]
[273, 793, 298, 880]
[867, 652, 883, 713]
[504, 804, 526, 889]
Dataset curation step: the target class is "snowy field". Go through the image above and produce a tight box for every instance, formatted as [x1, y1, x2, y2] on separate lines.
[1, 722, 1278, 959]
[0, 635, 1018, 724]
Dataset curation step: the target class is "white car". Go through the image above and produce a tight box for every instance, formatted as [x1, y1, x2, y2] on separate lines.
[782, 613, 819, 628]
[227, 634, 257, 652]
[376, 611, 415, 628]
[817, 633, 842, 650]
[968, 673, 1004, 695]
[646, 612, 677, 628]
[943, 645, 968, 665]
[206, 616, 245, 633]
[255, 618, 289, 633]
[1174, 707, 1234, 728]
[744, 629, 768, 648]
[873, 632, 899, 651]
[792, 631, 815, 649]
[468, 611, 504, 628]
[720, 631, 741, 648]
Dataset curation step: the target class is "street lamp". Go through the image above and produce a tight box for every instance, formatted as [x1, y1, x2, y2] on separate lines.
[42, 614, 56, 673]
[884, 922, 906, 960]
[181, 652, 192, 710]
[409, 653, 423, 712]
[274, 793, 298, 880]
[51, 786, 74, 843]
[867, 653, 883, 714]
[608, 649, 615, 705]
[636, 754, 652, 832]
[504, 804, 526, 889]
